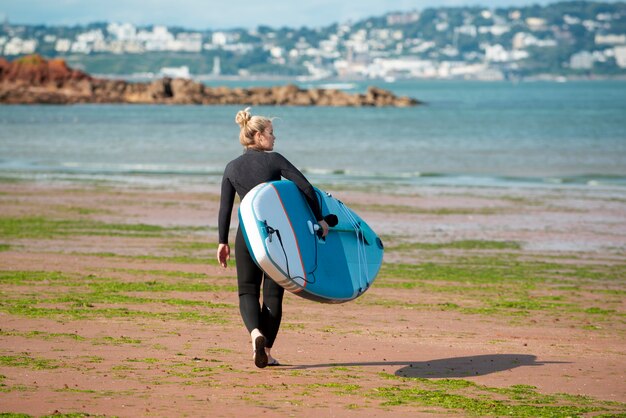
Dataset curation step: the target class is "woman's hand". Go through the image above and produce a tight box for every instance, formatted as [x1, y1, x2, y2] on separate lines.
[217, 243, 230, 268]
[318, 219, 329, 238]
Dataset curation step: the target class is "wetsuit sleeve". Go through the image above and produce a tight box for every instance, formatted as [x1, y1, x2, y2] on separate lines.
[218, 169, 236, 244]
[273, 153, 324, 221]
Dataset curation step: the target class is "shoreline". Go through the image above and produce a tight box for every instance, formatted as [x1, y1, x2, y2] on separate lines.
[2, 169, 626, 192]
[2, 172, 625, 252]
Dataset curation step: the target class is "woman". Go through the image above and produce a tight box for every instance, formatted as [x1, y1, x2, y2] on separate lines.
[217, 107, 329, 368]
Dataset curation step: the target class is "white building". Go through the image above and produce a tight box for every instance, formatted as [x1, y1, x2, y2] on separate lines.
[302, 61, 333, 79]
[55, 39, 71, 53]
[407, 40, 435, 54]
[295, 37, 310, 52]
[595, 34, 626, 45]
[513, 32, 530, 50]
[436, 22, 449, 32]
[3, 37, 38, 55]
[614, 46, 626, 68]
[77, 29, 104, 43]
[173, 33, 202, 52]
[350, 29, 367, 43]
[513, 32, 558, 49]
[319, 37, 341, 58]
[592, 50, 607, 63]
[107, 23, 137, 41]
[526, 17, 547, 31]
[91, 39, 110, 53]
[440, 45, 459, 57]
[582, 20, 603, 31]
[222, 43, 254, 54]
[333, 59, 369, 77]
[563, 15, 581, 25]
[212, 31, 237, 46]
[105, 40, 145, 54]
[65, 29, 105, 54]
[368, 57, 438, 78]
[268, 45, 285, 59]
[345, 35, 369, 55]
[122, 41, 144, 54]
[386, 11, 419, 26]
[139, 26, 175, 51]
[70, 41, 92, 54]
[570, 51, 594, 70]
[478, 25, 510, 36]
[370, 29, 391, 41]
[439, 61, 503, 80]
[455, 25, 477, 37]
[484, 44, 529, 62]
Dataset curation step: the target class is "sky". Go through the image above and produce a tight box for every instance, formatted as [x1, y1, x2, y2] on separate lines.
[0, 0, 623, 30]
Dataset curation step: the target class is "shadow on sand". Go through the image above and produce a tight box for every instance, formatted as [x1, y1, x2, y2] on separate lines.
[289, 354, 568, 378]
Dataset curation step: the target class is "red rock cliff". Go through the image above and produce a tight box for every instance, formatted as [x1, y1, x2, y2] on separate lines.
[0, 54, 91, 85]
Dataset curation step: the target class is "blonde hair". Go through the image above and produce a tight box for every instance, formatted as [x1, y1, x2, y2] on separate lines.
[235, 107, 272, 148]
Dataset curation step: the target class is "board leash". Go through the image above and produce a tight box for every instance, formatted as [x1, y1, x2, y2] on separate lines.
[264, 221, 318, 285]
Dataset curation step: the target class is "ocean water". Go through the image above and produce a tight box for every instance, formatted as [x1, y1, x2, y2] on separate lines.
[1, 80, 625, 189]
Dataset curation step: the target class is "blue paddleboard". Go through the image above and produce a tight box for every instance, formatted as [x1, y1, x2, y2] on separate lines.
[238, 180, 384, 303]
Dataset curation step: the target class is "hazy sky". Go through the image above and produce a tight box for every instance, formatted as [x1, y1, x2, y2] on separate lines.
[0, 0, 622, 29]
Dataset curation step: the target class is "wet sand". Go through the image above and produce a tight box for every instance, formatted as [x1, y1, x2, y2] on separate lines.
[1, 178, 625, 417]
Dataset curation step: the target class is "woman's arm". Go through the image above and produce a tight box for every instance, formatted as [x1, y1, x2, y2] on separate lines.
[273, 153, 327, 236]
[217, 171, 236, 266]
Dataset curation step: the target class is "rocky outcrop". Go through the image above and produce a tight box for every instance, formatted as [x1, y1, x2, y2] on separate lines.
[0, 55, 421, 107]
[0, 54, 91, 85]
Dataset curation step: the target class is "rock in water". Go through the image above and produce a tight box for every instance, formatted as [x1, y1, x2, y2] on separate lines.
[0, 55, 422, 107]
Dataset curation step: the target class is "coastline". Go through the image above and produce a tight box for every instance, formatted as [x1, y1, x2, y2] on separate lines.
[1, 175, 624, 416]
[3, 168, 626, 192]
[103, 72, 626, 83]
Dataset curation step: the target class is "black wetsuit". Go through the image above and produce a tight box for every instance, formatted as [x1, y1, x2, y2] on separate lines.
[218, 148, 323, 347]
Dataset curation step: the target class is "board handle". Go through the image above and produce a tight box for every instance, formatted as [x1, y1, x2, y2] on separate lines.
[307, 214, 339, 238]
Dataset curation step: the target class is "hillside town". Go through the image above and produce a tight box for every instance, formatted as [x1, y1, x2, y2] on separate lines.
[1, 1, 625, 80]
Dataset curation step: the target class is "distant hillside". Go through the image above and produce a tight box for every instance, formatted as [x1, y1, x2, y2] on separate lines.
[1, 1, 625, 79]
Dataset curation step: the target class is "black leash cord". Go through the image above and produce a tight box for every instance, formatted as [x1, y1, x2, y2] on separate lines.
[265, 222, 319, 285]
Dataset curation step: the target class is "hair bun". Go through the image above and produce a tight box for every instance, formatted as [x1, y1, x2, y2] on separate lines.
[235, 107, 252, 128]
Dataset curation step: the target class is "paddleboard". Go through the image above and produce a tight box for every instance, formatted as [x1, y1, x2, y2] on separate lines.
[238, 180, 384, 303]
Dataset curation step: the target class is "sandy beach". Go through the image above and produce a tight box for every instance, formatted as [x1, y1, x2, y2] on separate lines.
[1, 176, 625, 417]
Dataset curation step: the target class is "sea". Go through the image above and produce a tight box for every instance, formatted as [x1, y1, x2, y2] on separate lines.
[1, 79, 625, 190]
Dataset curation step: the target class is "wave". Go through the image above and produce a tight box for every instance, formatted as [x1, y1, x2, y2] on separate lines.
[302, 168, 626, 188]
[1, 160, 625, 188]
[302, 168, 429, 179]
[504, 174, 626, 187]
[0, 161, 225, 177]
